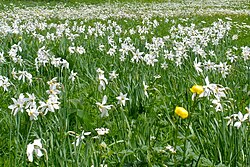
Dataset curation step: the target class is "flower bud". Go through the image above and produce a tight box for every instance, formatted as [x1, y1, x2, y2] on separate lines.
[190, 85, 204, 95]
[175, 106, 188, 119]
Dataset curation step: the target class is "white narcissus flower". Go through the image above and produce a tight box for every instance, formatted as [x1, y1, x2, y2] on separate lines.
[161, 62, 168, 70]
[76, 46, 86, 54]
[107, 47, 116, 56]
[98, 74, 108, 91]
[166, 145, 176, 153]
[234, 112, 248, 129]
[193, 58, 203, 75]
[61, 59, 69, 69]
[95, 128, 109, 136]
[26, 107, 39, 120]
[68, 46, 75, 54]
[8, 93, 26, 116]
[17, 71, 33, 84]
[211, 99, 223, 112]
[25, 93, 36, 109]
[70, 130, 91, 146]
[27, 143, 35, 162]
[131, 49, 143, 63]
[0, 75, 11, 91]
[116, 92, 129, 106]
[96, 68, 108, 91]
[96, 68, 104, 75]
[200, 77, 227, 100]
[69, 70, 77, 82]
[51, 57, 61, 67]
[225, 114, 237, 126]
[26, 139, 44, 162]
[96, 95, 112, 117]
[109, 70, 118, 80]
[99, 44, 105, 51]
[38, 95, 60, 115]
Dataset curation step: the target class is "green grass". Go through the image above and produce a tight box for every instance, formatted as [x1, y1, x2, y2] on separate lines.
[0, 1, 250, 167]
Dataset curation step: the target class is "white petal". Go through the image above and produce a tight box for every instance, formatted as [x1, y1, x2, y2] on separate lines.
[27, 144, 34, 162]
[192, 93, 196, 101]
[237, 112, 243, 120]
[205, 76, 210, 85]
[102, 95, 107, 104]
[33, 139, 42, 148]
[84, 132, 91, 136]
[35, 149, 43, 158]
[243, 113, 249, 122]
[234, 122, 241, 129]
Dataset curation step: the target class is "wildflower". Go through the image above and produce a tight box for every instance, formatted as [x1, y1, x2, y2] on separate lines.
[96, 68, 105, 75]
[204, 60, 216, 71]
[96, 95, 112, 117]
[95, 128, 109, 135]
[38, 95, 60, 115]
[161, 62, 168, 70]
[51, 57, 61, 67]
[234, 112, 248, 129]
[11, 68, 18, 79]
[166, 145, 176, 153]
[131, 49, 143, 63]
[193, 58, 203, 74]
[46, 78, 61, 96]
[211, 99, 223, 112]
[241, 46, 250, 61]
[25, 93, 36, 109]
[175, 106, 188, 119]
[69, 130, 91, 146]
[154, 75, 161, 79]
[107, 47, 116, 56]
[98, 74, 108, 91]
[8, 93, 26, 116]
[97, 68, 108, 91]
[68, 46, 75, 54]
[99, 44, 105, 51]
[109, 70, 118, 80]
[26, 139, 45, 162]
[69, 70, 77, 82]
[190, 85, 204, 94]
[46, 84, 61, 96]
[225, 114, 237, 126]
[116, 92, 129, 106]
[61, 59, 69, 69]
[26, 107, 39, 120]
[144, 53, 158, 66]
[35, 46, 51, 70]
[190, 85, 204, 101]
[76, 46, 85, 54]
[18, 71, 33, 84]
[47, 77, 58, 86]
[0, 75, 11, 91]
[200, 77, 227, 100]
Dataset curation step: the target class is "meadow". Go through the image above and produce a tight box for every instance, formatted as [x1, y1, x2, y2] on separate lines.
[0, 0, 250, 166]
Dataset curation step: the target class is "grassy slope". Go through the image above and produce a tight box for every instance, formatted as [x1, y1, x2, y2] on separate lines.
[0, 1, 250, 167]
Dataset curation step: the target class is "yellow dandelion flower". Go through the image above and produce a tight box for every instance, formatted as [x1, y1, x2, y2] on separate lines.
[175, 106, 188, 119]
